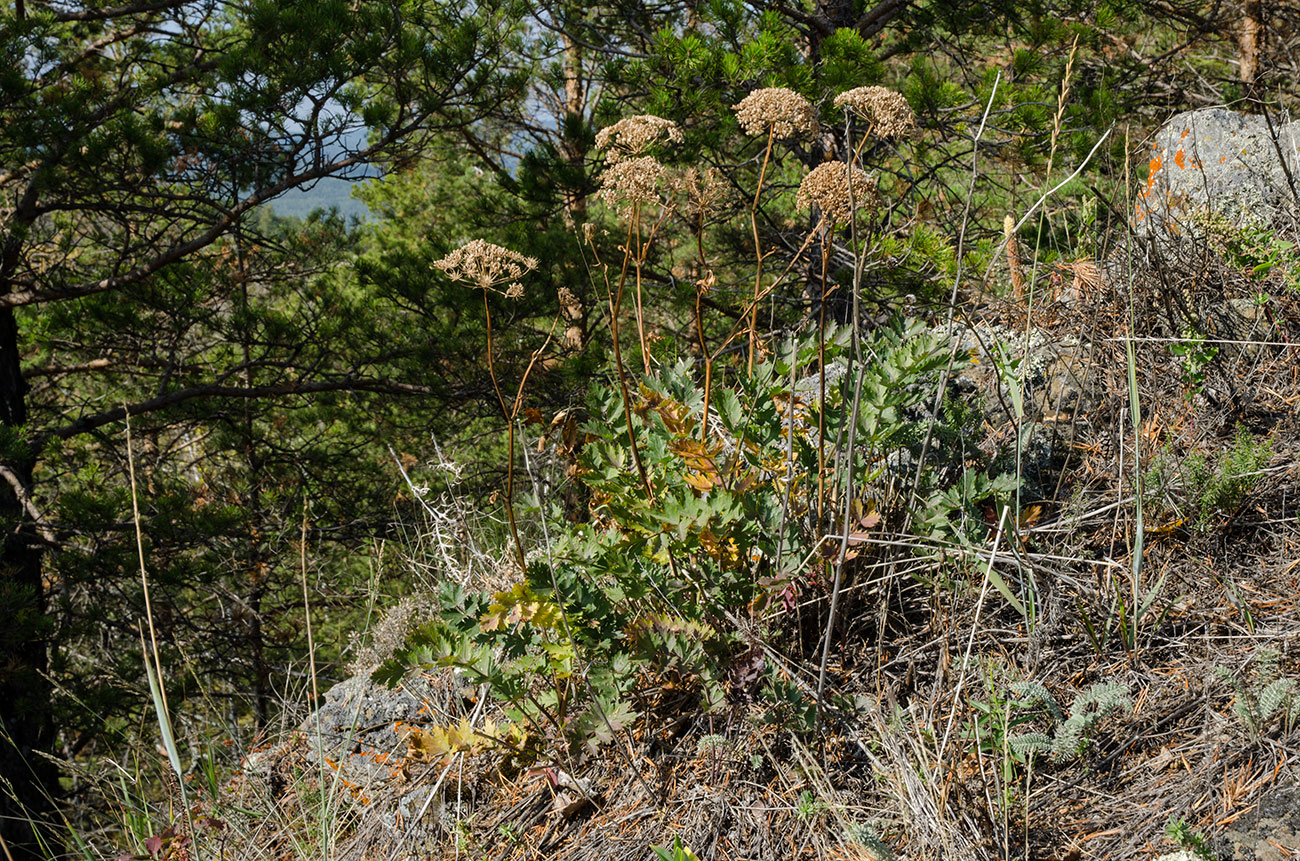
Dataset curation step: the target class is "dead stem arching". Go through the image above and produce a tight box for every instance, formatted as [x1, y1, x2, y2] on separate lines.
[432, 239, 541, 568]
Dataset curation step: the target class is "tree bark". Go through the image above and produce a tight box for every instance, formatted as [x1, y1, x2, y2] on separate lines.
[0, 305, 59, 859]
[1238, 0, 1262, 84]
[560, 26, 590, 352]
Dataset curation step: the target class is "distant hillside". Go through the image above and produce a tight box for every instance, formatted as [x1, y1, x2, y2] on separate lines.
[269, 175, 373, 221]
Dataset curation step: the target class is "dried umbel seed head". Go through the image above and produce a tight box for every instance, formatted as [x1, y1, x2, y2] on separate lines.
[432, 239, 538, 296]
[598, 155, 666, 215]
[595, 115, 683, 163]
[673, 166, 731, 221]
[833, 86, 916, 139]
[732, 87, 818, 139]
[796, 161, 878, 225]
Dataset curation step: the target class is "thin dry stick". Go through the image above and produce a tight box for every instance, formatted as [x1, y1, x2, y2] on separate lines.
[907, 72, 1002, 514]
[694, 212, 716, 443]
[1013, 38, 1080, 522]
[708, 224, 823, 364]
[748, 125, 776, 374]
[481, 291, 525, 567]
[605, 211, 656, 501]
[817, 225, 831, 534]
[482, 293, 560, 568]
[126, 411, 169, 728]
[632, 198, 674, 376]
[771, 347, 800, 584]
[633, 208, 651, 373]
[816, 111, 866, 728]
[981, 126, 1113, 286]
[936, 505, 1008, 765]
[300, 500, 318, 708]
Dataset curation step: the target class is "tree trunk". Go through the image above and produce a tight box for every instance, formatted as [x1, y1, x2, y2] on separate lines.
[1238, 0, 1262, 84]
[0, 305, 59, 859]
[560, 27, 590, 352]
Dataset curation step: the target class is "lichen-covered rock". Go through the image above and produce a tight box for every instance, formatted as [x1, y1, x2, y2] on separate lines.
[226, 672, 482, 860]
[1136, 108, 1300, 238]
[1216, 782, 1300, 860]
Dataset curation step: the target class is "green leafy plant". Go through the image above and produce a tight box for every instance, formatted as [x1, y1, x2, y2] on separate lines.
[373, 90, 1017, 767]
[1142, 428, 1272, 534]
[374, 315, 964, 754]
[842, 822, 896, 861]
[651, 836, 702, 861]
[1211, 219, 1300, 293]
[1183, 428, 1271, 531]
[965, 664, 1037, 814]
[794, 789, 827, 822]
[1214, 649, 1300, 740]
[1167, 326, 1218, 398]
[1163, 816, 1214, 861]
[1001, 680, 1133, 762]
[919, 470, 1020, 548]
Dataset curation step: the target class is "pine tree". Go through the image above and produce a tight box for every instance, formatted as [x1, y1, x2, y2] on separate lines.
[0, 1, 523, 854]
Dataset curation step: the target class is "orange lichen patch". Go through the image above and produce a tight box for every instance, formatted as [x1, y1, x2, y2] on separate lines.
[1147, 155, 1163, 188]
[1175, 148, 1186, 168]
[1181, 127, 1190, 139]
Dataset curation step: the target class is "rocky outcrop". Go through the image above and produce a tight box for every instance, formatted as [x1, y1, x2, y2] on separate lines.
[231, 673, 476, 860]
[1216, 782, 1300, 860]
[1136, 108, 1300, 238]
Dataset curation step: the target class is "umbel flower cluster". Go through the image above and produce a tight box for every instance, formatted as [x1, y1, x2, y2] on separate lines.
[598, 155, 667, 216]
[833, 85, 916, 139]
[432, 239, 537, 299]
[674, 166, 730, 221]
[595, 114, 683, 163]
[797, 162, 878, 225]
[594, 116, 683, 216]
[591, 85, 912, 225]
[732, 87, 818, 139]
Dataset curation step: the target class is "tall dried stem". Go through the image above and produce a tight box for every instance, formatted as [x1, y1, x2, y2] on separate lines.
[816, 225, 831, 532]
[694, 212, 715, 444]
[747, 126, 776, 375]
[482, 293, 525, 567]
[633, 210, 651, 373]
[607, 212, 656, 501]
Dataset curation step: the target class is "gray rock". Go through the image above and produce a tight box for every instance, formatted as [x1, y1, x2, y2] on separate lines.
[941, 322, 1097, 427]
[230, 673, 469, 859]
[1136, 107, 1300, 239]
[1216, 782, 1300, 860]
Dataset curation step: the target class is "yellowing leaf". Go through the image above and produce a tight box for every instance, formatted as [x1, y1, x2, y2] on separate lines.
[481, 582, 565, 632]
[405, 726, 453, 763]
